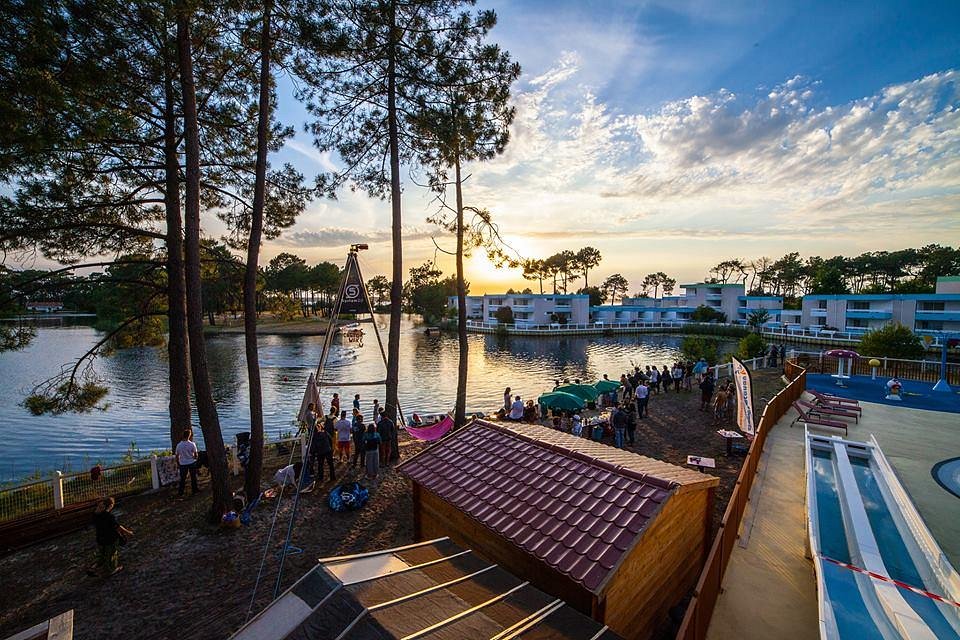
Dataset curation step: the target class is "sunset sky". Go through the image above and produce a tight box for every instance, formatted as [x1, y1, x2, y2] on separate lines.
[262, 0, 960, 294]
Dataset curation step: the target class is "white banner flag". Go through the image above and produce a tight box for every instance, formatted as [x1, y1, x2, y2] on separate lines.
[732, 356, 755, 436]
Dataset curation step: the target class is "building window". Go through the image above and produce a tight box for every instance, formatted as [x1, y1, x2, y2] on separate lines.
[488, 298, 503, 305]
[817, 300, 827, 309]
[919, 302, 945, 311]
[849, 301, 870, 310]
[513, 298, 530, 306]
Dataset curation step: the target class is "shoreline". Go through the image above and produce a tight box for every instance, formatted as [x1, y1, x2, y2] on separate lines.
[203, 319, 330, 336]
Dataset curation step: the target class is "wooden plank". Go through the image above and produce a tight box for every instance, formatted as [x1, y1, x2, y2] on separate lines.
[601, 491, 710, 640]
[4, 620, 48, 640]
[46, 611, 73, 640]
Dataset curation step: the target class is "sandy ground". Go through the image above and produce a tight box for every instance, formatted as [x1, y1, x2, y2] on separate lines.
[0, 370, 784, 640]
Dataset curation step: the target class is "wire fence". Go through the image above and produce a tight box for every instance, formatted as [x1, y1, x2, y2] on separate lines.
[0, 479, 55, 523]
[676, 363, 807, 640]
[61, 461, 153, 505]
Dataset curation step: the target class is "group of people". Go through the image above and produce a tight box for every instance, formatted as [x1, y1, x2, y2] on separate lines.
[298, 393, 397, 487]
[502, 387, 541, 423]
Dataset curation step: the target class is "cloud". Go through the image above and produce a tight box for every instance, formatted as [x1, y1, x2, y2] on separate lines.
[465, 59, 960, 246]
[285, 140, 338, 173]
[276, 226, 435, 248]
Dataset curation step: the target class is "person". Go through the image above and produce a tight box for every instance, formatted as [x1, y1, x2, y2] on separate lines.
[523, 399, 537, 423]
[377, 409, 395, 465]
[175, 428, 199, 497]
[671, 363, 683, 392]
[768, 344, 779, 368]
[726, 380, 737, 417]
[648, 365, 660, 394]
[351, 414, 367, 469]
[310, 417, 335, 484]
[612, 404, 628, 449]
[331, 393, 340, 415]
[353, 393, 361, 412]
[571, 413, 583, 437]
[693, 357, 708, 382]
[334, 410, 352, 463]
[372, 399, 380, 423]
[699, 375, 715, 412]
[625, 402, 637, 445]
[683, 362, 694, 391]
[779, 344, 787, 364]
[323, 411, 336, 440]
[509, 395, 524, 421]
[273, 461, 304, 493]
[89, 497, 132, 577]
[503, 387, 512, 412]
[713, 386, 728, 421]
[661, 365, 671, 393]
[364, 423, 381, 479]
[634, 380, 649, 418]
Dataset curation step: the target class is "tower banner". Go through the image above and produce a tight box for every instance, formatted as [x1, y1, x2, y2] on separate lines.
[731, 356, 755, 435]
[339, 253, 372, 314]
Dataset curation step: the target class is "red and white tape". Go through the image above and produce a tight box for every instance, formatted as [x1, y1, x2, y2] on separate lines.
[820, 555, 960, 609]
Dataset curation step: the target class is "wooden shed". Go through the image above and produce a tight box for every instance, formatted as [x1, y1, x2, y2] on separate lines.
[398, 420, 719, 640]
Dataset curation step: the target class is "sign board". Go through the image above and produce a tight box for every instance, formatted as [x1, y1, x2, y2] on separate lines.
[731, 356, 756, 436]
[157, 455, 180, 487]
[339, 254, 372, 314]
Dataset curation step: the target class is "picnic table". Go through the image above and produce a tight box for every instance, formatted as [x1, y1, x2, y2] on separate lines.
[686, 455, 716, 473]
[716, 429, 744, 455]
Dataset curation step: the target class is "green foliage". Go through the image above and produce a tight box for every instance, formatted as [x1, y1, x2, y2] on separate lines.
[602, 273, 629, 304]
[747, 308, 771, 329]
[640, 272, 677, 298]
[681, 336, 720, 363]
[403, 262, 457, 322]
[738, 333, 767, 359]
[24, 380, 109, 416]
[579, 286, 606, 306]
[691, 305, 727, 323]
[494, 306, 515, 325]
[858, 323, 926, 359]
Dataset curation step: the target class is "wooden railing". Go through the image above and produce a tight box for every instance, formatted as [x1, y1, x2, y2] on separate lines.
[675, 365, 807, 640]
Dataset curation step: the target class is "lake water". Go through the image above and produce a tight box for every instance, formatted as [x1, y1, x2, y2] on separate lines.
[0, 316, 697, 480]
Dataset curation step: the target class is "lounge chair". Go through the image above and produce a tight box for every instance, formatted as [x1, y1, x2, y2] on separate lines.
[798, 399, 858, 423]
[809, 390, 862, 413]
[790, 402, 848, 435]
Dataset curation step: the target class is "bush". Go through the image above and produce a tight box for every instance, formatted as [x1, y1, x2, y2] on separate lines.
[690, 305, 727, 323]
[493, 306, 514, 325]
[681, 335, 720, 363]
[858, 323, 925, 359]
[737, 333, 767, 359]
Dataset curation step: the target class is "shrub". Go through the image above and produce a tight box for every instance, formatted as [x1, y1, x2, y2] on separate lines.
[858, 323, 925, 359]
[681, 335, 720, 363]
[493, 306, 514, 325]
[737, 333, 767, 359]
[690, 305, 727, 323]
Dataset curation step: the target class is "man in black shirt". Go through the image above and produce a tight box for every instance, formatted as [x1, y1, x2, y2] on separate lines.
[377, 409, 395, 466]
[91, 497, 132, 577]
[310, 420, 335, 483]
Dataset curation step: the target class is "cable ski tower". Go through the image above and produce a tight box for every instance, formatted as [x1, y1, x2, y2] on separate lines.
[315, 244, 404, 423]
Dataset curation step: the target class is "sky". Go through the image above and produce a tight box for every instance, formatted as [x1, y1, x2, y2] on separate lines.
[263, 0, 960, 294]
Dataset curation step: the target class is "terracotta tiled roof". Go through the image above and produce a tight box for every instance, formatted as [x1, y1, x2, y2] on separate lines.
[398, 419, 705, 594]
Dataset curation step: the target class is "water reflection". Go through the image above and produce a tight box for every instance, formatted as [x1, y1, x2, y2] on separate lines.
[0, 316, 724, 479]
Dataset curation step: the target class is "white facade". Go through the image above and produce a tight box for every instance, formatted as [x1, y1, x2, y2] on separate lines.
[449, 294, 591, 326]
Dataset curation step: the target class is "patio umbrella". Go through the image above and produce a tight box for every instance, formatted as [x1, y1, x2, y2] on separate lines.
[538, 391, 586, 412]
[824, 349, 859, 384]
[297, 372, 320, 424]
[593, 379, 621, 393]
[554, 383, 600, 402]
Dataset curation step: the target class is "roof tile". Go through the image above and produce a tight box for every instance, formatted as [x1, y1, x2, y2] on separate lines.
[398, 419, 682, 594]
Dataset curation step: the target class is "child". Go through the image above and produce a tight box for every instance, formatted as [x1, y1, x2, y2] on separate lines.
[713, 388, 728, 421]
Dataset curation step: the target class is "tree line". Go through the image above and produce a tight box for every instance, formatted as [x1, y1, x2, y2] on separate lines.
[705, 245, 959, 303]
[0, 0, 518, 520]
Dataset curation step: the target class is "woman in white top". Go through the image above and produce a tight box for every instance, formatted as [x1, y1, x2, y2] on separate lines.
[509, 395, 524, 420]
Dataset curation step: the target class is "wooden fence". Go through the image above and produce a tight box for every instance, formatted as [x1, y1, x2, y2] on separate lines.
[675, 364, 807, 640]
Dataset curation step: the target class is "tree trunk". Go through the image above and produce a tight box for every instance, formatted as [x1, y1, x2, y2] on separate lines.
[243, 0, 271, 501]
[163, 39, 191, 452]
[385, 0, 402, 460]
[177, 6, 230, 522]
[454, 156, 467, 428]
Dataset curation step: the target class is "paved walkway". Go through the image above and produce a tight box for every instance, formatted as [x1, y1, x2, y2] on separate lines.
[706, 412, 819, 640]
[707, 395, 960, 640]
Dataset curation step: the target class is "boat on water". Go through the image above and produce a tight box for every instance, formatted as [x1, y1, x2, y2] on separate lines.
[334, 322, 364, 346]
[805, 432, 960, 640]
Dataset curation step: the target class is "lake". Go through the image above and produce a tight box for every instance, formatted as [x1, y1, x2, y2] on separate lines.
[0, 316, 700, 480]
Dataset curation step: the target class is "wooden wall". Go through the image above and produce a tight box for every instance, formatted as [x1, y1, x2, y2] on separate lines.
[416, 487, 595, 614]
[600, 488, 713, 640]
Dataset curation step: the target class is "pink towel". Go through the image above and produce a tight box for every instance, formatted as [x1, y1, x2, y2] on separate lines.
[405, 417, 454, 441]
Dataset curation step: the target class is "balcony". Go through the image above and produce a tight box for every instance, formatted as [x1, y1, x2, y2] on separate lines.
[844, 310, 892, 320]
[916, 311, 960, 322]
